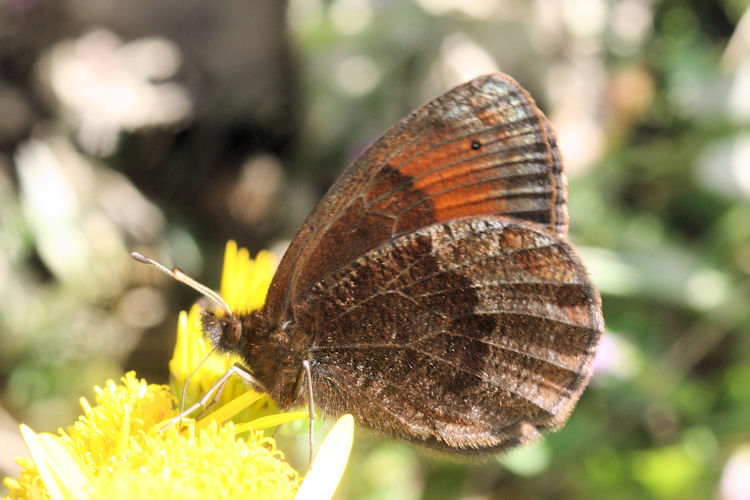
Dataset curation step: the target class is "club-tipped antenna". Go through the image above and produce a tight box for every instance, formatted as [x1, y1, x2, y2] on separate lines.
[131, 251, 233, 316]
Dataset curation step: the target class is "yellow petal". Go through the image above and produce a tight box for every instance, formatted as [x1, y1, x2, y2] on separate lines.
[220, 239, 239, 300]
[235, 411, 309, 433]
[294, 414, 354, 500]
[20, 424, 93, 500]
[195, 389, 267, 431]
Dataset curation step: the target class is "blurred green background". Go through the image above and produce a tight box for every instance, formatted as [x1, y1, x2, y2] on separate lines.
[2, 0, 750, 498]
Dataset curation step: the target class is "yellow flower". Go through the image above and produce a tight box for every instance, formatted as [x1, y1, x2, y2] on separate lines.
[4, 241, 355, 500]
[4, 373, 300, 499]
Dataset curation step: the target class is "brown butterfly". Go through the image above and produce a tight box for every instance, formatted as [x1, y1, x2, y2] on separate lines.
[135, 73, 603, 456]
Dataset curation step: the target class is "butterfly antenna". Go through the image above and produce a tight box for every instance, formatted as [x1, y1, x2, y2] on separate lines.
[131, 252, 233, 316]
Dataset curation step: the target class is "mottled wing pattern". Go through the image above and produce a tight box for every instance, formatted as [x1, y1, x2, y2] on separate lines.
[545, 119, 568, 235]
[266, 74, 567, 320]
[295, 217, 602, 452]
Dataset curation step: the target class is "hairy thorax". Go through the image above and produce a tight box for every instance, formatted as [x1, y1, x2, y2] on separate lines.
[237, 310, 312, 409]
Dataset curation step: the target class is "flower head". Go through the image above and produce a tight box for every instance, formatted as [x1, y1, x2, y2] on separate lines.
[4, 373, 301, 499]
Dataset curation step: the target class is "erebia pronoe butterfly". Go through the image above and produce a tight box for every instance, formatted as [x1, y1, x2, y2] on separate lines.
[134, 73, 603, 457]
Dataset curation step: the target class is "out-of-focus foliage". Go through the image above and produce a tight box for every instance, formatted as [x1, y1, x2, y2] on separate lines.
[2, 0, 750, 498]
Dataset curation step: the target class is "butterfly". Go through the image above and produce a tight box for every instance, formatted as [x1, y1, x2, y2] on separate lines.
[136, 73, 603, 455]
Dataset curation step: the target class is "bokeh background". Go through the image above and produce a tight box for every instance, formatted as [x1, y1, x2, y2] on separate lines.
[2, 0, 750, 498]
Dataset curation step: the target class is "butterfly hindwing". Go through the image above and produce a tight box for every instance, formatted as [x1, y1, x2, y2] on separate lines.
[292, 217, 602, 452]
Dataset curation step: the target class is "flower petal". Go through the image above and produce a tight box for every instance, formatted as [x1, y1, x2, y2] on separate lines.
[195, 389, 267, 431]
[294, 414, 354, 500]
[236, 411, 309, 433]
[20, 424, 93, 500]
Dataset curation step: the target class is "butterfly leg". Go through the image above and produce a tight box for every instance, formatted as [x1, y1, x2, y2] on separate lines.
[199, 362, 260, 417]
[162, 363, 266, 431]
[302, 359, 315, 466]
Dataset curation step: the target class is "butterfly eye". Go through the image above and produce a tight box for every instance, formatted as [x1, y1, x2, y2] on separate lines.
[225, 319, 242, 345]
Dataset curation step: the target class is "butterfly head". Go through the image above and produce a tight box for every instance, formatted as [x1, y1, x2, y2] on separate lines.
[201, 308, 245, 354]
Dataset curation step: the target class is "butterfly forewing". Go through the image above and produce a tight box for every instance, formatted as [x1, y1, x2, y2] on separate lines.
[266, 74, 567, 320]
[544, 119, 568, 236]
[293, 217, 601, 452]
